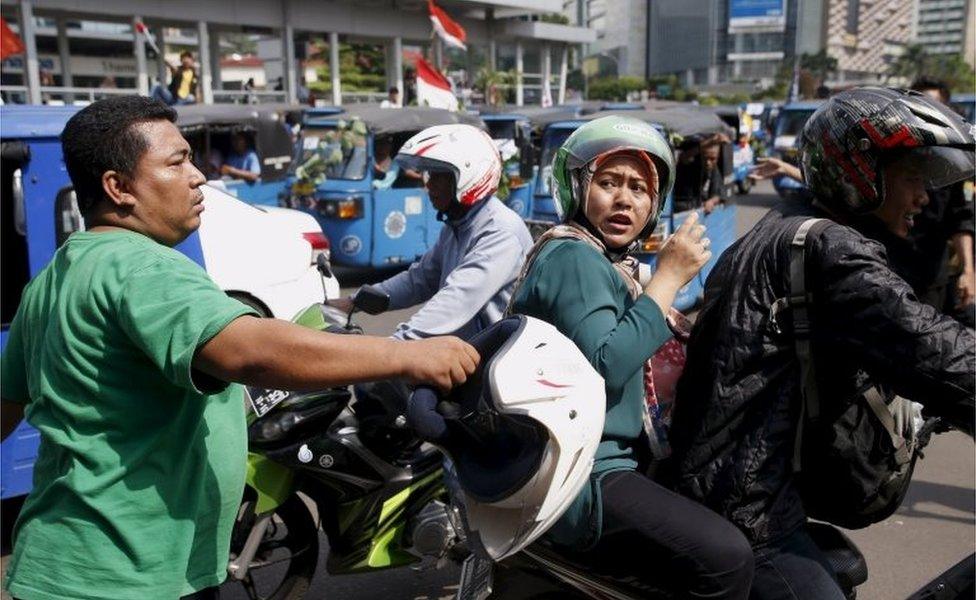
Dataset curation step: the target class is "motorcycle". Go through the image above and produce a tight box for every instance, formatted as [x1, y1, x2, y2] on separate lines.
[447, 413, 964, 600]
[222, 274, 467, 600]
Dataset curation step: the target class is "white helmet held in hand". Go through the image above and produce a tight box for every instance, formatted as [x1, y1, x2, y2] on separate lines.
[407, 315, 606, 561]
[396, 123, 502, 208]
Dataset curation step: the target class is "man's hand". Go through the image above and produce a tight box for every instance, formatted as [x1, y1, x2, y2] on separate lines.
[749, 157, 803, 183]
[702, 197, 721, 214]
[395, 337, 480, 393]
[326, 297, 354, 313]
[956, 269, 975, 309]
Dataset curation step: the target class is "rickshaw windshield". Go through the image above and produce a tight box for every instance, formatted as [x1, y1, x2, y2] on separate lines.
[775, 109, 816, 138]
[299, 124, 369, 181]
[487, 120, 517, 141]
[535, 127, 575, 195]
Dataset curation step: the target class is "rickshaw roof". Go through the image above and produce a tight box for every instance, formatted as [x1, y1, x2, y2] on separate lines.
[1, 105, 79, 139]
[582, 107, 733, 138]
[175, 103, 302, 128]
[309, 105, 485, 135]
[708, 105, 742, 118]
[781, 101, 825, 111]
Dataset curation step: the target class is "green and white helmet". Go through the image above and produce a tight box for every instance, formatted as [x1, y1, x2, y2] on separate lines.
[550, 115, 676, 231]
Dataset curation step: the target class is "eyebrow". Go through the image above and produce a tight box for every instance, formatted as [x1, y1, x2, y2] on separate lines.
[597, 168, 647, 183]
[167, 147, 190, 159]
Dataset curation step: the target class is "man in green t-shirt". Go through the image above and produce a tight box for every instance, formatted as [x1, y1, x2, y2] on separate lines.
[0, 96, 479, 600]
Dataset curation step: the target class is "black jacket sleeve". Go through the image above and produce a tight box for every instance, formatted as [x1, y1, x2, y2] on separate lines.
[810, 224, 975, 433]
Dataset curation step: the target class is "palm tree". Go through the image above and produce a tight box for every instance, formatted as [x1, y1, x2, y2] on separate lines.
[800, 50, 838, 85]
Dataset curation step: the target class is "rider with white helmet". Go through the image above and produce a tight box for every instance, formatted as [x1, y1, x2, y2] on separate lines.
[329, 123, 533, 342]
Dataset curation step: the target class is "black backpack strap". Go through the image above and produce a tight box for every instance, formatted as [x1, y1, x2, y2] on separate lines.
[862, 387, 912, 466]
[773, 218, 828, 473]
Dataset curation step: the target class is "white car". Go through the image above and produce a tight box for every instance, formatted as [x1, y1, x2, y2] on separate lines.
[196, 184, 340, 319]
[58, 183, 339, 320]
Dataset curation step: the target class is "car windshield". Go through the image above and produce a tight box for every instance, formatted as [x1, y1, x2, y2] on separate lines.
[535, 127, 575, 195]
[775, 109, 816, 138]
[298, 122, 369, 181]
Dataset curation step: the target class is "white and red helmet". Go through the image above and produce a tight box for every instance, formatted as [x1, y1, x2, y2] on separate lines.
[396, 123, 502, 207]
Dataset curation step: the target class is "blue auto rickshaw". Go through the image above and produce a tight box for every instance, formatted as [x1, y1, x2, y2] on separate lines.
[176, 103, 303, 206]
[529, 106, 737, 311]
[711, 104, 757, 194]
[950, 93, 975, 124]
[284, 105, 486, 270]
[478, 112, 538, 219]
[770, 101, 823, 199]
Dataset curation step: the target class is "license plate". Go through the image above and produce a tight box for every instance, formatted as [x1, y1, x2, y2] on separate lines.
[246, 387, 291, 418]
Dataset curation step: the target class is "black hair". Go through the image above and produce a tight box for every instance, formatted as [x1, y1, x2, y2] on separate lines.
[61, 95, 177, 215]
[388, 86, 400, 94]
[910, 77, 951, 103]
[179, 50, 194, 60]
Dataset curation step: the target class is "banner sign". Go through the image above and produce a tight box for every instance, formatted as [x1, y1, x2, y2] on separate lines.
[728, 0, 786, 31]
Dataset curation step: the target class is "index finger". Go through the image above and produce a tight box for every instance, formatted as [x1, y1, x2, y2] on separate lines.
[675, 211, 700, 235]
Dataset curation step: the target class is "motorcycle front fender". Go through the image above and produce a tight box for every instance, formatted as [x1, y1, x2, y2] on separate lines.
[246, 452, 295, 514]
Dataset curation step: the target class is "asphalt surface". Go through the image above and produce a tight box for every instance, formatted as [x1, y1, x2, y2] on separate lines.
[5, 182, 974, 600]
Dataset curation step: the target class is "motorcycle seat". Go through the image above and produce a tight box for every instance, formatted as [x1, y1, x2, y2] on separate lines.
[806, 521, 868, 592]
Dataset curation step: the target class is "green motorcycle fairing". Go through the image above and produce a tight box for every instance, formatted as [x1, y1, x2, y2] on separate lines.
[245, 451, 296, 514]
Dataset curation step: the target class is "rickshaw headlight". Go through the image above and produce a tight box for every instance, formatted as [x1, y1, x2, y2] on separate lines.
[317, 196, 364, 220]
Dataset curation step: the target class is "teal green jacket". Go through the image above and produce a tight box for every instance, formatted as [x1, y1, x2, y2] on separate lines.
[510, 239, 672, 549]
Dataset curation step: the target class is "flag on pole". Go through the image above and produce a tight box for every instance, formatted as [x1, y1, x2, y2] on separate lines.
[0, 17, 25, 60]
[541, 76, 553, 108]
[428, 0, 467, 51]
[134, 20, 161, 56]
[787, 57, 800, 103]
[415, 56, 458, 111]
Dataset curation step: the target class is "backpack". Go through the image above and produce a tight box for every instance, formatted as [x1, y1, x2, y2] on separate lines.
[772, 218, 922, 530]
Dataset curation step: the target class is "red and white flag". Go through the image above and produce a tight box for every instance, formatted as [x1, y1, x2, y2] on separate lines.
[428, 0, 467, 51]
[134, 21, 160, 56]
[0, 17, 25, 60]
[415, 56, 458, 111]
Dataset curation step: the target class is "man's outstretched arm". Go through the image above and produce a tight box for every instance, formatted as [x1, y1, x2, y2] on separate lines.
[193, 315, 479, 393]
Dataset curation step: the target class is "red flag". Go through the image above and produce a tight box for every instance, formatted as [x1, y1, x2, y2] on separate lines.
[428, 0, 467, 50]
[415, 56, 457, 111]
[1, 17, 25, 60]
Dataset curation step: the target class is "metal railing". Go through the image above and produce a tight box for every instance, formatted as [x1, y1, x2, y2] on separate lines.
[212, 89, 288, 104]
[1, 85, 142, 105]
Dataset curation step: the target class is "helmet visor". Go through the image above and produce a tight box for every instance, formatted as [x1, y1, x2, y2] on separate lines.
[896, 146, 976, 190]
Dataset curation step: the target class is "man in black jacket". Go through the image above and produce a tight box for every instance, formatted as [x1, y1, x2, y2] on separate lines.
[668, 88, 976, 600]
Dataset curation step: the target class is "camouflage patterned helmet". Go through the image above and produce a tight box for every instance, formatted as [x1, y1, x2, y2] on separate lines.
[550, 115, 675, 229]
[800, 87, 975, 215]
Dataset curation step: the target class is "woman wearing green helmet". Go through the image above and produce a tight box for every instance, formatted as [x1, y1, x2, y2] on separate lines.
[508, 116, 754, 597]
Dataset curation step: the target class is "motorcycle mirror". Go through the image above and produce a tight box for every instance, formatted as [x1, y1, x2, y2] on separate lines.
[315, 253, 334, 280]
[352, 285, 390, 315]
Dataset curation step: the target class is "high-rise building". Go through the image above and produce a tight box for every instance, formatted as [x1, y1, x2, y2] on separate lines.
[566, 0, 649, 78]
[915, 0, 971, 56]
[825, 0, 914, 82]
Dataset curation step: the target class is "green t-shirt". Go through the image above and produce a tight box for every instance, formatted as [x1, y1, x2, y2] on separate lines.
[1, 230, 256, 600]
